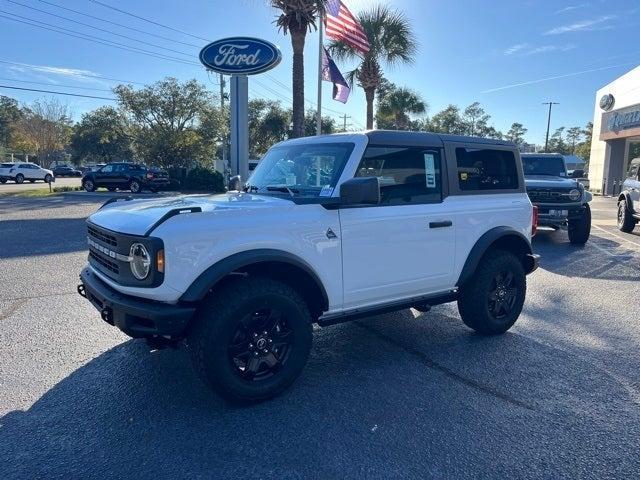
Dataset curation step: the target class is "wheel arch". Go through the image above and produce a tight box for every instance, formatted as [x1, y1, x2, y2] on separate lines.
[457, 227, 534, 288]
[180, 249, 330, 318]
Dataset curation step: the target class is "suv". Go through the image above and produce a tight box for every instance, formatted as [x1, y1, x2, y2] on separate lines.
[6, 162, 54, 184]
[521, 153, 592, 244]
[0, 162, 16, 183]
[82, 162, 169, 193]
[618, 157, 640, 232]
[78, 131, 539, 402]
[52, 165, 82, 177]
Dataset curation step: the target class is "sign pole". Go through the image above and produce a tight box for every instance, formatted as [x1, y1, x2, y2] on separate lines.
[316, 18, 323, 136]
[230, 74, 249, 181]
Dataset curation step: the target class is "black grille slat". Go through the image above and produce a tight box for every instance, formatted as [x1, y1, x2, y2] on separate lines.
[88, 225, 117, 247]
[89, 251, 120, 274]
[527, 189, 575, 204]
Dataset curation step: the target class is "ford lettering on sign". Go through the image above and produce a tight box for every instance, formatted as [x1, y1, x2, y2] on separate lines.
[199, 37, 282, 75]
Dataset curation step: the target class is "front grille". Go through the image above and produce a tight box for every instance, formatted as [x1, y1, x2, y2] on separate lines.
[88, 225, 117, 247]
[89, 251, 120, 274]
[527, 189, 575, 204]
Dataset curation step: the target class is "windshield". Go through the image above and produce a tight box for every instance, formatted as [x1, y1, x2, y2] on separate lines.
[522, 156, 567, 177]
[246, 142, 354, 197]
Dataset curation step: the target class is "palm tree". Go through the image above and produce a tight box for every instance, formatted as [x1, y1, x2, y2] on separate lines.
[328, 5, 417, 129]
[378, 87, 426, 130]
[271, 1, 323, 138]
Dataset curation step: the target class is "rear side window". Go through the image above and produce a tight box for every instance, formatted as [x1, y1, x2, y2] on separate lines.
[356, 146, 442, 205]
[456, 148, 519, 191]
[1, 163, 13, 167]
[628, 162, 639, 179]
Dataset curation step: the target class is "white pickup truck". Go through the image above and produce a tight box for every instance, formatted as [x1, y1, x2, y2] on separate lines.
[78, 131, 539, 402]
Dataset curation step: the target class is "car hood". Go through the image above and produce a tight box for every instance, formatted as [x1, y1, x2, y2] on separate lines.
[88, 192, 294, 236]
[524, 175, 580, 189]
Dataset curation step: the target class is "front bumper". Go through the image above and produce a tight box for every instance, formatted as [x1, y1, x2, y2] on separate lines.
[533, 203, 586, 227]
[78, 267, 195, 338]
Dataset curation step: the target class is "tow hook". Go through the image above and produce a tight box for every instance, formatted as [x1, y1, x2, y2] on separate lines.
[77, 284, 86, 298]
[100, 307, 114, 324]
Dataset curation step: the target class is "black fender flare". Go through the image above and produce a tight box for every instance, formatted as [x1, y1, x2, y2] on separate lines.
[179, 249, 329, 309]
[456, 227, 534, 287]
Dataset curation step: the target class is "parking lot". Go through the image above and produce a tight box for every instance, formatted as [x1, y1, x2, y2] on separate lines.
[0, 194, 639, 479]
[0, 177, 81, 194]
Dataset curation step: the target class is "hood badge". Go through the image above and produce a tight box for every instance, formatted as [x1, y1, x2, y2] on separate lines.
[326, 228, 337, 240]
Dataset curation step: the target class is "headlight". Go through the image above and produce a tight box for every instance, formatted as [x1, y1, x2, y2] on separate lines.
[568, 189, 581, 201]
[130, 243, 151, 280]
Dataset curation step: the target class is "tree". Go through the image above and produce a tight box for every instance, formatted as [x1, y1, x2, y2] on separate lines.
[248, 99, 290, 158]
[462, 102, 490, 136]
[272, 0, 323, 138]
[427, 105, 465, 134]
[70, 106, 133, 163]
[303, 109, 336, 136]
[547, 127, 567, 154]
[15, 98, 72, 166]
[377, 86, 426, 130]
[506, 122, 528, 146]
[114, 77, 213, 167]
[566, 126, 582, 154]
[0, 96, 21, 148]
[575, 121, 593, 166]
[329, 5, 417, 129]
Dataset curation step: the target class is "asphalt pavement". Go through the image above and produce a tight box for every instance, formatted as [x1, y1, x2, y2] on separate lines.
[0, 195, 639, 479]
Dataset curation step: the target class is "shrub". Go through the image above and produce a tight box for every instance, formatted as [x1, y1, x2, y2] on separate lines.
[183, 167, 224, 192]
[53, 186, 84, 193]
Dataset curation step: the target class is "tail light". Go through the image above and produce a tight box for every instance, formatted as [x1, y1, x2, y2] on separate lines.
[146, 172, 154, 179]
[532, 205, 539, 236]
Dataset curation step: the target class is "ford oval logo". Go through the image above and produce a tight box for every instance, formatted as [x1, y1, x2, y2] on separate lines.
[199, 37, 282, 75]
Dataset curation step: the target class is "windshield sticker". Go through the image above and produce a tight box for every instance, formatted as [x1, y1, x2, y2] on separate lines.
[285, 174, 296, 185]
[424, 153, 436, 188]
[559, 172, 566, 177]
[319, 186, 334, 197]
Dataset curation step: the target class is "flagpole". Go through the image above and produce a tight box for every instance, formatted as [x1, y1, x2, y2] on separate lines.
[315, 13, 323, 136]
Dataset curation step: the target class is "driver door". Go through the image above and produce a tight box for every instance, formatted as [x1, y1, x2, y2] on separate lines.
[95, 164, 115, 187]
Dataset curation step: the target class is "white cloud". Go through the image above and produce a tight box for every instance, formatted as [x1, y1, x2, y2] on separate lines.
[544, 15, 616, 34]
[554, 4, 589, 15]
[504, 43, 577, 56]
[504, 43, 529, 55]
[6, 62, 102, 82]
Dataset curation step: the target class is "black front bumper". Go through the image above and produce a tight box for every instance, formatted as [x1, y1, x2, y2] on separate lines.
[534, 203, 586, 227]
[78, 267, 195, 338]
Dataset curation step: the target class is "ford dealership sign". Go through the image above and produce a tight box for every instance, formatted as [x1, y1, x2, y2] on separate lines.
[199, 37, 282, 75]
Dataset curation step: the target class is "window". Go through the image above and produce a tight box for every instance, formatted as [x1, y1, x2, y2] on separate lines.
[100, 165, 114, 173]
[355, 146, 442, 205]
[1, 163, 14, 168]
[522, 156, 566, 177]
[456, 148, 519, 191]
[627, 162, 639, 179]
[114, 164, 129, 172]
[247, 142, 354, 198]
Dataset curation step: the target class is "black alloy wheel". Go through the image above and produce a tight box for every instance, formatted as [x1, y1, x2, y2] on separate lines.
[130, 180, 141, 193]
[487, 270, 518, 320]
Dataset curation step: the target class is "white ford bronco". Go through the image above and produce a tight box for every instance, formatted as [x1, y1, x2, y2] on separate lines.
[78, 131, 539, 402]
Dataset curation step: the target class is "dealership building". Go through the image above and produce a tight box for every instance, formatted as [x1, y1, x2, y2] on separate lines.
[589, 65, 640, 195]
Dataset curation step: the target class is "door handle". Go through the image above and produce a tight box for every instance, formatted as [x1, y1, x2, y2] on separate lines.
[429, 220, 452, 229]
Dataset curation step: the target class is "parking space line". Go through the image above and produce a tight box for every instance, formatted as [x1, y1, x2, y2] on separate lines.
[592, 224, 640, 248]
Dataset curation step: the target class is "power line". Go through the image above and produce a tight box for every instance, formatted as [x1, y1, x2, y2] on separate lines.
[0, 11, 200, 66]
[0, 77, 113, 92]
[0, 84, 116, 100]
[37, 0, 201, 48]
[89, 0, 211, 42]
[0, 59, 146, 85]
[5, 0, 195, 58]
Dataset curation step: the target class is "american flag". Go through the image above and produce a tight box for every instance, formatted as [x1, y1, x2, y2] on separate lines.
[324, 0, 370, 56]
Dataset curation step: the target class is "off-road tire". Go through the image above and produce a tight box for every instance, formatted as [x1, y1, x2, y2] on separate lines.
[187, 277, 313, 403]
[15, 174, 24, 184]
[458, 249, 526, 335]
[129, 180, 141, 193]
[618, 200, 635, 233]
[83, 179, 96, 192]
[568, 203, 591, 244]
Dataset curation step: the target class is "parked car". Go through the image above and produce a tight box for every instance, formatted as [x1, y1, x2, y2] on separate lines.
[0, 162, 16, 183]
[81, 162, 169, 193]
[78, 131, 539, 403]
[521, 153, 592, 244]
[7, 162, 54, 184]
[617, 157, 640, 233]
[52, 165, 82, 177]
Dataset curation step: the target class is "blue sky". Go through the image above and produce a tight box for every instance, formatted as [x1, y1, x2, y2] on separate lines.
[0, 0, 639, 144]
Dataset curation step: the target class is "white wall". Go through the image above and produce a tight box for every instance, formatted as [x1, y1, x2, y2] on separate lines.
[590, 65, 640, 193]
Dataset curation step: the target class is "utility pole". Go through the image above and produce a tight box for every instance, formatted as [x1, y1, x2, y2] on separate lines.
[340, 114, 351, 132]
[219, 73, 227, 170]
[543, 101, 559, 152]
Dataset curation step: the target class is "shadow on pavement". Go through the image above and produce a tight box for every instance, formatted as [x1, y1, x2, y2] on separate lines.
[1, 310, 638, 479]
[0, 218, 88, 259]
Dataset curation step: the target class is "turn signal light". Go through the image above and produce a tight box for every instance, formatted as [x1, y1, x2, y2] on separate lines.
[157, 249, 165, 273]
[532, 206, 539, 236]
[146, 172, 154, 179]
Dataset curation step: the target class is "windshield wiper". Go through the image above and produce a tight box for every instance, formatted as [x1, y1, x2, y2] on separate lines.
[266, 186, 299, 197]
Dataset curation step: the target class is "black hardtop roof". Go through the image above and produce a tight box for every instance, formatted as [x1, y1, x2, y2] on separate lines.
[521, 152, 564, 158]
[365, 130, 516, 147]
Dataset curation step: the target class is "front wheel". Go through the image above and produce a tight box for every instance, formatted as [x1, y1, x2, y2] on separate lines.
[568, 204, 591, 245]
[83, 179, 96, 192]
[129, 180, 141, 193]
[458, 250, 526, 335]
[618, 200, 635, 233]
[44, 174, 52, 183]
[187, 277, 313, 403]
[15, 174, 24, 184]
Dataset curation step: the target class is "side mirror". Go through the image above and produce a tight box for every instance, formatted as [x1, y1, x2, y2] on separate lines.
[228, 175, 242, 191]
[340, 177, 380, 205]
[570, 169, 584, 178]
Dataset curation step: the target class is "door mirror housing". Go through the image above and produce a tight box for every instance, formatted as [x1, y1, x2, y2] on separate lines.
[339, 177, 380, 205]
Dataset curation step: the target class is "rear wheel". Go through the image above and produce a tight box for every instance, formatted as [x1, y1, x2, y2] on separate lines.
[83, 179, 96, 192]
[187, 277, 313, 403]
[129, 180, 141, 193]
[618, 199, 635, 233]
[568, 204, 591, 244]
[15, 174, 24, 184]
[44, 174, 52, 183]
[458, 250, 526, 335]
